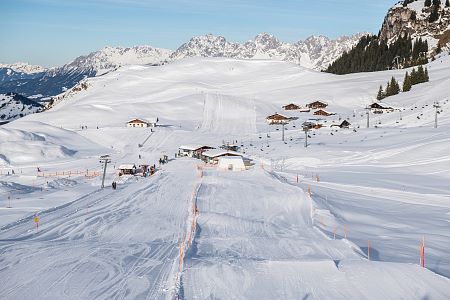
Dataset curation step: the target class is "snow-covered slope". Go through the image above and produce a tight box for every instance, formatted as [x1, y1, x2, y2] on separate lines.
[170, 32, 366, 70]
[1, 56, 450, 298]
[0, 93, 43, 122]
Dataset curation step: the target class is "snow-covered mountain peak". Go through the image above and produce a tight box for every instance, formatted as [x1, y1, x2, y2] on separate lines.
[171, 32, 364, 70]
[0, 62, 47, 74]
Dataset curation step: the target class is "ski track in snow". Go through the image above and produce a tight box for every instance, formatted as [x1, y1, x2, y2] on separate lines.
[0, 160, 198, 300]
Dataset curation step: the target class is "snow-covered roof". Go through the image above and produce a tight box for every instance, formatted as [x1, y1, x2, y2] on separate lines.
[202, 150, 242, 158]
[179, 144, 214, 151]
[118, 164, 136, 170]
[127, 117, 158, 124]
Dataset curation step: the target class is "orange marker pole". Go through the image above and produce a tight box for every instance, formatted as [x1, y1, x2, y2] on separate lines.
[420, 236, 425, 268]
[296, 174, 299, 183]
[344, 225, 347, 239]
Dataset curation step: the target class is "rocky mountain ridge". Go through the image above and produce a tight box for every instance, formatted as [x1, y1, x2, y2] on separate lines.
[380, 0, 450, 50]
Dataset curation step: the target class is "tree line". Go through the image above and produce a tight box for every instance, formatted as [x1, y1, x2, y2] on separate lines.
[376, 65, 429, 100]
[325, 35, 429, 75]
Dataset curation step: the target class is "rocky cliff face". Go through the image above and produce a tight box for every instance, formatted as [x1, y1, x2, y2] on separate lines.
[380, 0, 450, 49]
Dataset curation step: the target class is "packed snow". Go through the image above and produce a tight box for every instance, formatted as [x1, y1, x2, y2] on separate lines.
[1, 55, 450, 299]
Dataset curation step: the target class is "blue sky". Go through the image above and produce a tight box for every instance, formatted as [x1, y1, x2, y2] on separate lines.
[0, 0, 398, 67]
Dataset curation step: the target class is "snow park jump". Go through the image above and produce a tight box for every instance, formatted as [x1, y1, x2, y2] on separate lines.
[1, 0, 450, 298]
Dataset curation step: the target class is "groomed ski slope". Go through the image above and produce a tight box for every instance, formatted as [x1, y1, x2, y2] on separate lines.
[1, 56, 450, 299]
[0, 160, 199, 299]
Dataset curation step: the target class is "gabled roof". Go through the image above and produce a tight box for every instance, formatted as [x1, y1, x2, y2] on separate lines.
[369, 103, 392, 109]
[282, 103, 300, 108]
[266, 113, 291, 120]
[118, 164, 136, 169]
[307, 101, 328, 106]
[179, 145, 214, 151]
[202, 150, 242, 158]
[127, 117, 158, 124]
[313, 109, 335, 115]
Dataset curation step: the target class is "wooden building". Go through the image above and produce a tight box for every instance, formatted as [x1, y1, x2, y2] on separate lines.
[266, 113, 291, 125]
[331, 120, 351, 129]
[313, 109, 335, 117]
[118, 164, 137, 175]
[282, 103, 300, 110]
[369, 103, 394, 113]
[178, 145, 215, 158]
[306, 101, 328, 109]
[127, 117, 158, 128]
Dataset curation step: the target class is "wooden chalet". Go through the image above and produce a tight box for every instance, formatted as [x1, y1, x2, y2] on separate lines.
[313, 109, 335, 117]
[282, 103, 300, 110]
[127, 117, 158, 128]
[331, 120, 351, 129]
[369, 103, 394, 113]
[178, 145, 215, 158]
[266, 113, 291, 125]
[303, 119, 324, 130]
[306, 101, 328, 109]
[118, 164, 137, 175]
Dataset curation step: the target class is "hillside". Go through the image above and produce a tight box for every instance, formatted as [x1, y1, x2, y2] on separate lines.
[0, 93, 43, 122]
[0, 55, 449, 298]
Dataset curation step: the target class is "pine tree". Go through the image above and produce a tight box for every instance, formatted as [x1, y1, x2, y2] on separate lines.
[424, 67, 430, 82]
[410, 68, 418, 85]
[385, 81, 391, 97]
[417, 65, 426, 83]
[376, 85, 385, 100]
[446, 0, 450, 7]
[429, 4, 440, 22]
[433, 0, 441, 6]
[390, 77, 400, 95]
[403, 72, 412, 92]
[425, 0, 432, 6]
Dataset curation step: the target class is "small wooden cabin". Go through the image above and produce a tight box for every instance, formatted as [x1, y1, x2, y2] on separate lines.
[306, 101, 328, 109]
[118, 164, 137, 175]
[369, 103, 394, 113]
[178, 145, 215, 158]
[313, 109, 335, 117]
[266, 113, 291, 125]
[282, 103, 300, 110]
[331, 120, 351, 129]
[127, 117, 158, 128]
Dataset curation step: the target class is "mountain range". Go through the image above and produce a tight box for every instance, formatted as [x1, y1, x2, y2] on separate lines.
[0, 33, 364, 101]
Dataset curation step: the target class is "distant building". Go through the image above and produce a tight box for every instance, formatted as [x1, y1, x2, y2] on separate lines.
[313, 109, 335, 117]
[178, 145, 215, 158]
[306, 101, 328, 109]
[266, 113, 292, 125]
[331, 120, 351, 129]
[127, 117, 158, 128]
[201, 150, 243, 164]
[282, 103, 300, 110]
[368, 103, 394, 113]
[118, 164, 136, 175]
